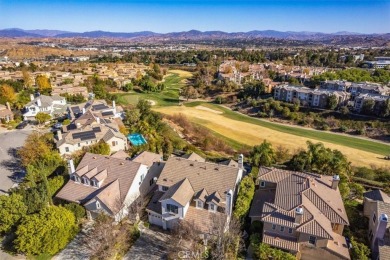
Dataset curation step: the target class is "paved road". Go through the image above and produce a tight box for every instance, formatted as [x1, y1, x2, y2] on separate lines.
[0, 128, 33, 195]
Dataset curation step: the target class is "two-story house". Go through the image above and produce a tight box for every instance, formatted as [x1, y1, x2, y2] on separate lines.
[0, 103, 13, 122]
[146, 154, 244, 233]
[23, 94, 67, 120]
[55, 152, 149, 221]
[363, 190, 390, 260]
[249, 167, 350, 260]
[67, 99, 123, 121]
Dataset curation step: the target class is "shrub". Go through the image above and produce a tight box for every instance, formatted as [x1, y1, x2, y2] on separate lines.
[15, 206, 78, 256]
[64, 203, 86, 221]
[233, 176, 255, 220]
[47, 176, 65, 197]
[0, 193, 27, 233]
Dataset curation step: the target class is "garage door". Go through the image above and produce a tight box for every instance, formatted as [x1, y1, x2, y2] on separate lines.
[148, 213, 163, 226]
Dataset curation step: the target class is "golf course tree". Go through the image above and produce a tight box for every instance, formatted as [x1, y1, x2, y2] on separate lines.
[250, 140, 276, 167]
[15, 206, 78, 256]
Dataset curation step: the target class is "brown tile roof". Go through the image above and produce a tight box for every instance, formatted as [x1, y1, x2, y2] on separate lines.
[364, 190, 390, 203]
[182, 152, 206, 162]
[156, 157, 240, 202]
[159, 178, 194, 207]
[55, 153, 142, 214]
[251, 167, 350, 258]
[184, 206, 227, 234]
[132, 151, 162, 168]
[262, 231, 299, 252]
[95, 179, 121, 213]
[111, 150, 129, 160]
[326, 233, 351, 260]
[193, 188, 209, 202]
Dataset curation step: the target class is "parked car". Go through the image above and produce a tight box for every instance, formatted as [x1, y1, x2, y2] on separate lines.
[53, 122, 63, 129]
[16, 121, 28, 129]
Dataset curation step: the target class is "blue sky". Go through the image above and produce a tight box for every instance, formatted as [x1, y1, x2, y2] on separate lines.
[1, 0, 389, 33]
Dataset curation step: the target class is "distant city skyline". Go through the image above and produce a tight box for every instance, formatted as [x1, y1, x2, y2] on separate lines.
[1, 0, 389, 34]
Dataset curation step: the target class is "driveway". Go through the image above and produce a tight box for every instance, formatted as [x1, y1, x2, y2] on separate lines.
[0, 128, 33, 195]
[124, 223, 172, 260]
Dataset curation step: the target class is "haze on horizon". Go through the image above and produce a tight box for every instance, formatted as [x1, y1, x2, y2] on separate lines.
[1, 0, 389, 34]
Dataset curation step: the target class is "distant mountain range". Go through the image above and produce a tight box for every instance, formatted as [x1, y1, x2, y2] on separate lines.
[0, 28, 388, 42]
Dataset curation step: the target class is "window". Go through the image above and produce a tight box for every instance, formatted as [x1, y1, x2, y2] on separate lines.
[280, 226, 285, 232]
[112, 141, 116, 146]
[162, 186, 169, 191]
[78, 143, 81, 147]
[197, 201, 203, 209]
[140, 174, 145, 182]
[166, 204, 178, 214]
[96, 201, 101, 209]
[308, 236, 316, 245]
[272, 224, 276, 230]
[210, 204, 216, 211]
[260, 181, 266, 187]
[288, 228, 293, 234]
[149, 179, 154, 186]
[373, 213, 376, 223]
[92, 180, 98, 187]
[82, 177, 90, 185]
[65, 147, 69, 152]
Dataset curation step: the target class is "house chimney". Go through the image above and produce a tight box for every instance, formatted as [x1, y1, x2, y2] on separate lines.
[294, 206, 304, 224]
[36, 98, 42, 107]
[76, 123, 81, 128]
[96, 117, 100, 124]
[226, 189, 233, 216]
[68, 159, 75, 175]
[6, 102, 11, 111]
[30, 94, 35, 101]
[57, 130, 62, 140]
[331, 175, 340, 190]
[82, 108, 86, 114]
[112, 100, 116, 114]
[376, 214, 388, 241]
[238, 154, 244, 169]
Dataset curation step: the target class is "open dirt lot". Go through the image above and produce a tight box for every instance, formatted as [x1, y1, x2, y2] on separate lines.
[155, 106, 390, 168]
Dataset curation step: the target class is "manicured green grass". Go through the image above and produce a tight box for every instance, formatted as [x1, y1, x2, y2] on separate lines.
[184, 101, 390, 156]
[115, 70, 191, 107]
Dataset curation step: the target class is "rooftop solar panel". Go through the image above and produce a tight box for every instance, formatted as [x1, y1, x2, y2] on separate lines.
[72, 131, 96, 141]
[92, 127, 101, 133]
[102, 111, 114, 116]
[71, 106, 81, 114]
[92, 104, 109, 111]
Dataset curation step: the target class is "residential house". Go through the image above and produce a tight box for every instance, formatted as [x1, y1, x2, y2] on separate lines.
[56, 110, 127, 155]
[67, 99, 123, 121]
[55, 152, 148, 221]
[22, 94, 67, 121]
[0, 103, 14, 123]
[363, 190, 390, 260]
[146, 154, 244, 233]
[51, 84, 89, 99]
[249, 167, 350, 260]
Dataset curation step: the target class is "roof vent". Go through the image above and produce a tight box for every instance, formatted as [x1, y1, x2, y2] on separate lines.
[190, 163, 194, 166]
[380, 214, 388, 222]
[163, 178, 167, 182]
[215, 167, 219, 171]
[120, 162, 124, 165]
[93, 156, 96, 159]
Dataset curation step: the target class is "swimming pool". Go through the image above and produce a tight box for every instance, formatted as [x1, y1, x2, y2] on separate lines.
[128, 133, 147, 146]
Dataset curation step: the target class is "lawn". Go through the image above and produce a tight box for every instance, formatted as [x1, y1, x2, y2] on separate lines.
[155, 102, 390, 167]
[115, 70, 192, 107]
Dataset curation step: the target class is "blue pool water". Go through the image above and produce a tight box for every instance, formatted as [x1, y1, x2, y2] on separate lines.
[128, 133, 147, 146]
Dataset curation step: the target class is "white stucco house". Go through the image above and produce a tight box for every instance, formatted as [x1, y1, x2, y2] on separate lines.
[55, 152, 148, 221]
[23, 94, 67, 121]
